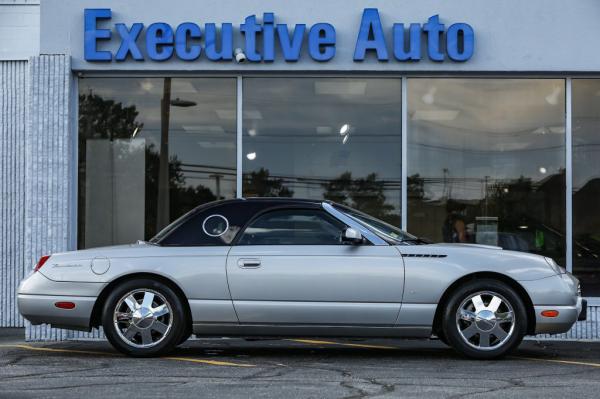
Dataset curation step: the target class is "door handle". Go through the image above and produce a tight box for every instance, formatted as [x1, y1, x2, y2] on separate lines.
[238, 258, 261, 268]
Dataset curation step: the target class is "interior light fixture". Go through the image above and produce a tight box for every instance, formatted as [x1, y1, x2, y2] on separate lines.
[545, 87, 561, 106]
[248, 128, 257, 137]
[339, 124, 349, 135]
[246, 152, 257, 160]
[140, 80, 154, 92]
[422, 86, 437, 105]
[170, 98, 197, 107]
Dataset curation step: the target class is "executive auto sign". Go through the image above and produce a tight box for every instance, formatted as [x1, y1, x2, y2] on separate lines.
[84, 8, 474, 63]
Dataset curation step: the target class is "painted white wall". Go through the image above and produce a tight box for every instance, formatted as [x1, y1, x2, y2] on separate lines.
[39, 0, 600, 72]
[0, 1, 39, 61]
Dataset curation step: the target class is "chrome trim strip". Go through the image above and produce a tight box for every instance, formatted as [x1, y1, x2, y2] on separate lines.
[565, 78, 573, 273]
[401, 76, 408, 231]
[236, 75, 243, 198]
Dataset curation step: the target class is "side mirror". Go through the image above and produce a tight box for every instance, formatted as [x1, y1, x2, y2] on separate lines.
[342, 227, 363, 245]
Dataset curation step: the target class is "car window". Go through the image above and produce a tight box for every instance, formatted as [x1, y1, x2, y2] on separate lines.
[237, 209, 346, 246]
[157, 202, 267, 246]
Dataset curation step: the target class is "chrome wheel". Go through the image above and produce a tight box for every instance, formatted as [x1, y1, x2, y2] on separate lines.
[113, 289, 173, 348]
[456, 291, 515, 351]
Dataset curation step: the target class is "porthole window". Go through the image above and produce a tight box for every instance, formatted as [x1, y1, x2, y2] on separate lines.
[202, 214, 229, 237]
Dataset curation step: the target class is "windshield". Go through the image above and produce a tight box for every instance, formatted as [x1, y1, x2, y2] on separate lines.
[333, 204, 420, 244]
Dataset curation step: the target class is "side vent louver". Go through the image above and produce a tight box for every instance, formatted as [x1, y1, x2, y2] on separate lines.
[401, 254, 447, 258]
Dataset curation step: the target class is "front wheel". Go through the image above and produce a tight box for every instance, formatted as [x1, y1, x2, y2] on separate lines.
[102, 279, 186, 357]
[442, 279, 527, 359]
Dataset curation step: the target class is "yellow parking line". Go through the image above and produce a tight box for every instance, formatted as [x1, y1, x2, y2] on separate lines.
[164, 356, 255, 367]
[513, 356, 600, 368]
[0, 344, 117, 356]
[0, 344, 254, 367]
[287, 339, 397, 350]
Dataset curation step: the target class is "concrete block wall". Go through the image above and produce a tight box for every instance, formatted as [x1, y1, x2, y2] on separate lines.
[24, 54, 73, 340]
[0, 60, 28, 327]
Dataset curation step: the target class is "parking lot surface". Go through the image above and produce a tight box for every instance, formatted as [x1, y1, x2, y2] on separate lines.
[1, 334, 600, 399]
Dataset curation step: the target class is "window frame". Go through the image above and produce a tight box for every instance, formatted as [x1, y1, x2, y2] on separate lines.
[232, 206, 360, 246]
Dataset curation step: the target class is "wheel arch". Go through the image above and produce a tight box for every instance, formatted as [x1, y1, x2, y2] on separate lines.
[90, 272, 193, 335]
[432, 272, 536, 336]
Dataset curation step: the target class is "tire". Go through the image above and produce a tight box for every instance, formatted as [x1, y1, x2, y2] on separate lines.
[442, 279, 527, 359]
[102, 279, 186, 357]
[178, 331, 191, 346]
[436, 331, 449, 346]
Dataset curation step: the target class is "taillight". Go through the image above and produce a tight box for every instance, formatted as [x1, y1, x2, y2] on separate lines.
[33, 255, 50, 272]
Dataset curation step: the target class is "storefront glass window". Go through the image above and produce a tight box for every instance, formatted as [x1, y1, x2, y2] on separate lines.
[407, 79, 566, 264]
[78, 77, 237, 248]
[242, 78, 403, 225]
[572, 79, 600, 296]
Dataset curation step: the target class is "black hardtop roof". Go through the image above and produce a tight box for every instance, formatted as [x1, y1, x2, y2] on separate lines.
[209, 197, 325, 206]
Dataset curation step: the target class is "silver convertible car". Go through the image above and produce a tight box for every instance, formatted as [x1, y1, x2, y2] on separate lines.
[19, 198, 586, 359]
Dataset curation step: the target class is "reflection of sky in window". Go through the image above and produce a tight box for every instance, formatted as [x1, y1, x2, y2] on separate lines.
[573, 80, 600, 191]
[79, 78, 237, 195]
[242, 78, 402, 209]
[408, 79, 566, 201]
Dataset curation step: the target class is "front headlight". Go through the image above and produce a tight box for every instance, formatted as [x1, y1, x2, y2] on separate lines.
[544, 257, 566, 274]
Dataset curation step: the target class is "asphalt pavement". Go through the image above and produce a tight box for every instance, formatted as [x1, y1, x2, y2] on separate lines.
[1, 331, 600, 399]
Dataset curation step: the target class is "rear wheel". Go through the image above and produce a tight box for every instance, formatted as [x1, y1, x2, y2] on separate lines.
[442, 279, 527, 359]
[102, 279, 185, 357]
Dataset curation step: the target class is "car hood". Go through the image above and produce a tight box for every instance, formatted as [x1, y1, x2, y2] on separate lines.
[428, 243, 503, 250]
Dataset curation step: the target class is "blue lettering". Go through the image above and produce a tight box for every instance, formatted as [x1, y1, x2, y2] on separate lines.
[240, 15, 262, 61]
[393, 23, 421, 61]
[263, 13, 275, 62]
[84, 8, 112, 61]
[354, 8, 388, 61]
[309, 23, 336, 61]
[423, 15, 444, 61]
[276, 24, 305, 61]
[446, 23, 474, 62]
[82, 9, 474, 64]
[115, 23, 143, 61]
[146, 23, 174, 61]
[205, 23, 233, 60]
[175, 23, 202, 61]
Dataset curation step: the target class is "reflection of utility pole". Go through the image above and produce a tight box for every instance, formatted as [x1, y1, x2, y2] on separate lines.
[484, 175, 490, 216]
[442, 168, 450, 199]
[157, 77, 171, 231]
[210, 174, 224, 200]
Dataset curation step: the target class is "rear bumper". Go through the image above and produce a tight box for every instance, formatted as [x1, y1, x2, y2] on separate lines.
[17, 294, 95, 331]
[534, 296, 585, 334]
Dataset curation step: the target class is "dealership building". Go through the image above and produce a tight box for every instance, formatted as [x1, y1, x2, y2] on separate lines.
[1, 0, 599, 340]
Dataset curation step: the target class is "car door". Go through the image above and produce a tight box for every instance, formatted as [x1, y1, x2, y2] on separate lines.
[226, 207, 404, 326]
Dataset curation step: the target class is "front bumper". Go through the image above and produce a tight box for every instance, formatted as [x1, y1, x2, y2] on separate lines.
[534, 296, 585, 334]
[524, 272, 586, 335]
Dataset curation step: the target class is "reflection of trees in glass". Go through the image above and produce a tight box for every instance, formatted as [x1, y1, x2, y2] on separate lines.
[244, 168, 293, 197]
[78, 91, 216, 245]
[323, 172, 398, 224]
[144, 145, 216, 239]
[78, 92, 145, 247]
[407, 174, 425, 200]
[414, 171, 566, 259]
[79, 92, 144, 140]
